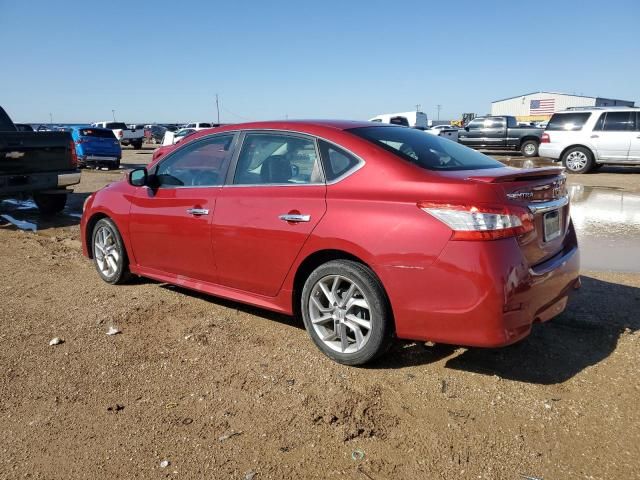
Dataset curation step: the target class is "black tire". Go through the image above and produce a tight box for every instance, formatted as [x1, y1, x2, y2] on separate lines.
[91, 218, 131, 284]
[108, 159, 121, 170]
[33, 193, 67, 214]
[133, 141, 143, 150]
[520, 139, 539, 157]
[562, 146, 594, 174]
[301, 260, 393, 365]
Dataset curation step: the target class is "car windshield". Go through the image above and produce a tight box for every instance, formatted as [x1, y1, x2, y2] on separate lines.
[349, 126, 504, 171]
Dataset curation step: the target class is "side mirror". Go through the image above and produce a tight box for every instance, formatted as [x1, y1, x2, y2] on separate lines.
[128, 168, 147, 187]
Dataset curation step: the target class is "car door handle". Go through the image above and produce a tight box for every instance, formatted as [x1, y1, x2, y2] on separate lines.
[279, 213, 311, 223]
[186, 208, 209, 216]
[590, 135, 599, 138]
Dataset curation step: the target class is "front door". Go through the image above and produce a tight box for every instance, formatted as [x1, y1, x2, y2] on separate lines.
[128, 133, 236, 283]
[591, 111, 635, 161]
[213, 131, 327, 297]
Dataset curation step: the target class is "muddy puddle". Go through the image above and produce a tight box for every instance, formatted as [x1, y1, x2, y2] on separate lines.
[569, 184, 640, 272]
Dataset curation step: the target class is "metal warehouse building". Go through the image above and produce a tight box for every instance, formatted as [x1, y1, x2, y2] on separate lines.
[491, 91, 635, 122]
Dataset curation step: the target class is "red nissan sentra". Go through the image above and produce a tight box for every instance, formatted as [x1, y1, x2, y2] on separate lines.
[81, 121, 580, 365]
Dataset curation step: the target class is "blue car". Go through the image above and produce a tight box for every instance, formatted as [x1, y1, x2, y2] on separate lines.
[70, 126, 122, 169]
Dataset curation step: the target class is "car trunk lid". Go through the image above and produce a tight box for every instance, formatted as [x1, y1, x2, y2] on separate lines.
[466, 167, 570, 266]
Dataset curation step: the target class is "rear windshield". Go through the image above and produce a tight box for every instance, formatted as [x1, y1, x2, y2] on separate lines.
[546, 112, 591, 131]
[105, 122, 128, 130]
[349, 126, 504, 171]
[80, 128, 116, 138]
[199, 123, 212, 128]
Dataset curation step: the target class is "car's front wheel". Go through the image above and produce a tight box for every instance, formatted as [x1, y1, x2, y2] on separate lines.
[301, 260, 393, 365]
[562, 146, 594, 174]
[92, 218, 131, 284]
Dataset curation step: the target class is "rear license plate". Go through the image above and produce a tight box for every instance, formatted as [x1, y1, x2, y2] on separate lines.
[543, 209, 561, 242]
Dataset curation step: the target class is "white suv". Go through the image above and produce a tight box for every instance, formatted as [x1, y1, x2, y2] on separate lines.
[539, 107, 640, 173]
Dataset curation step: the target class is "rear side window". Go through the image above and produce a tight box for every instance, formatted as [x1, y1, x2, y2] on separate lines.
[594, 111, 635, 131]
[546, 113, 591, 131]
[233, 133, 323, 185]
[79, 128, 116, 138]
[199, 123, 212, 128]
[350, 126, 504, 171]
[318, 140, 360, 181]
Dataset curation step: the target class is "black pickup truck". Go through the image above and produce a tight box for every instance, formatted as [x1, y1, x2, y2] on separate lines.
[457, 115, 543, 157]
[0, 106, 80, 214]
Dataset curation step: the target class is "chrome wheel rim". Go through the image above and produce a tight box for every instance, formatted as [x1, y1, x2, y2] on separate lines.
[308, 275, 372, 354]
[524, 143, 536, 155]
[94, 226, 120, 278]
[566, 151, 587, 171]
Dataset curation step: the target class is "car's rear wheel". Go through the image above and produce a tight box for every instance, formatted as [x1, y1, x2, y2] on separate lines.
[521, 140, 539, 157]
[562, 147, 594, 174]
[92, 218, 130, 284]
[33, 192, 67, 214]
[301, 260, 392, 365]
[133, 141, 143, 150]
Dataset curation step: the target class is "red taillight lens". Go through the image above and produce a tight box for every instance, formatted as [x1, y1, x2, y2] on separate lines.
[118, 131, 124, 138]
[541, 133, 550, 143]
[69, 140, 78, 168]
[418, 202, 534, 241]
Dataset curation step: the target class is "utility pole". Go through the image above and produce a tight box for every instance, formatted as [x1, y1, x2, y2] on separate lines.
[49, 113, 53, 125]
[436, 104, 442, 121]
[112, 109, 116, 121]
[215, 94, 220, 124]
[415, 104, 421, 112]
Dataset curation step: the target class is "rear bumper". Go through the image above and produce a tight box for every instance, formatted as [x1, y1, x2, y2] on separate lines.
[0, 169, 80, 196]
[79, 154, 120, 163]
[381, 230, 580, 348]
[538, 143, 563, 160]
[58, 171, 81, 187]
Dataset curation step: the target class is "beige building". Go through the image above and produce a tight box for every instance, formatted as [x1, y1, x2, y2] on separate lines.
[491, 91, 635, 122]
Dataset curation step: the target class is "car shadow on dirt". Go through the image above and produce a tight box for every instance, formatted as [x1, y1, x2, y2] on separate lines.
[153, 276, 638, 385]
[441, 276, 638, 384]
[0, 191, 91, 231]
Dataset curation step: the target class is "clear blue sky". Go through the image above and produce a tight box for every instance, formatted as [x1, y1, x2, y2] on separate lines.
[1, 0, 638, 124]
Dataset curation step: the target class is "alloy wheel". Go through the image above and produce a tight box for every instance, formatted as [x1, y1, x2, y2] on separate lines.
[94, 225, 121, 279]
[565, 151, 588, 171]
[524, 143, 536, 155]
[308, 275, 372, 354]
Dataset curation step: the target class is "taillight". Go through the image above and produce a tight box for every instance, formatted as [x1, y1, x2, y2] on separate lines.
[418, 202, 534, 241]
[541, 133, 550, 143]
[69, 140, 78, 168]
[118, 131, 124, 138]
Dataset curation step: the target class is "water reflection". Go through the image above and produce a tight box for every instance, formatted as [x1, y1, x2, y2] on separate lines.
[569, 185, 640, 272]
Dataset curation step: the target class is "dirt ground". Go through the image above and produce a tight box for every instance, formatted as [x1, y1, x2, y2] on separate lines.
[1, 146, 639, 479]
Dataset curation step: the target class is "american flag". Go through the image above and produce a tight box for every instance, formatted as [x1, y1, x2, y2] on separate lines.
[530, 99, 555, 114]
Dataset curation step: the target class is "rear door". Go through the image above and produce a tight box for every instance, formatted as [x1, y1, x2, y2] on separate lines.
[213, 131, 327, 296]
[458, 118, 484, 147]
[628, 112, 640, 163]
[591, 111, 635, 161]
[128, 133, 237, 283]
[480, 117, 507, 147]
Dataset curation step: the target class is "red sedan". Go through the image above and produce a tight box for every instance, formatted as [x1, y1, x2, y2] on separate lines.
[81, 121, 580, 365]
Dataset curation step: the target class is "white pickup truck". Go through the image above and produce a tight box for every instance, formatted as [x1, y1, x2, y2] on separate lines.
[91, 121, 144, 149]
